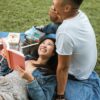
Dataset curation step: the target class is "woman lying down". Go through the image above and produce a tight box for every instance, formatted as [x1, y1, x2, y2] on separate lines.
[0, 34, 58, 100]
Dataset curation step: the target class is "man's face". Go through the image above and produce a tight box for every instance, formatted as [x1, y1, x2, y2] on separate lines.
[49, 0, 69, 23]
[52, 0, 66, 18]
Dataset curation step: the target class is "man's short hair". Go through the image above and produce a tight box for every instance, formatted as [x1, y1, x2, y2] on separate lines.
[72, 0, 84, 7]
[63, 0, 84, 8]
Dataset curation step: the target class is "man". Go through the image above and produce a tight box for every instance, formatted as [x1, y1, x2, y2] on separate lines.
[49, 0, 99, 100]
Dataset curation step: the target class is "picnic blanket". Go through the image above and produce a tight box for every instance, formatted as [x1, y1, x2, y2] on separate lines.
[0, 26, 100, 100]
[0, 32, 25, 42]
[0, 71, 29, 100]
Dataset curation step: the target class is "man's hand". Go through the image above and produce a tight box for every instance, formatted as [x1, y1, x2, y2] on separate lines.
[49, 6, 62, 23]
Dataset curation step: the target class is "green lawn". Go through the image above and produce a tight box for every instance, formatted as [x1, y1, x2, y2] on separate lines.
[0, 0, 100, 73]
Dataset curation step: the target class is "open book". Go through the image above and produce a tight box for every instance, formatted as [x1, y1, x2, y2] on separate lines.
[3, 39, 25, 70]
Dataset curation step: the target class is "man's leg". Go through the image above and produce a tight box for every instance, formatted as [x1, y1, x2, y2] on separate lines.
[40, 23, 61, 35]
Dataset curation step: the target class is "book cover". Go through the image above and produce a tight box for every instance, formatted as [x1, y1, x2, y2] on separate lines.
[2, 39, 25, 70]
[7, 32, 20, 50]
[7, 49, 25, 70]
[7, 32, 20, 44]
[25, 26, 45, 43]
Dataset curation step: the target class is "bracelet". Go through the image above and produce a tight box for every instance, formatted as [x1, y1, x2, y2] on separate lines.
[56, 94, 64, 99]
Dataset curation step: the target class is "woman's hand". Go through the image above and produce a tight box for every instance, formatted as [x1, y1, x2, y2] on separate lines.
[16, 65, 35, 83]
[0, 49, 7, 58]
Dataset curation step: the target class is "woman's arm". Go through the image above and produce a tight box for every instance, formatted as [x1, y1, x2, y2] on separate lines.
[27, 75, 56, 100]
[16, 61, 56, 100]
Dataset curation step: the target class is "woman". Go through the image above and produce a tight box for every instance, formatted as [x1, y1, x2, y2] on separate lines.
[0, 34, 58, 100]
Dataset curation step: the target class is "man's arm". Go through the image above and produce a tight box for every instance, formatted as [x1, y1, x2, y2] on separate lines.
[56, 54, 71, 96]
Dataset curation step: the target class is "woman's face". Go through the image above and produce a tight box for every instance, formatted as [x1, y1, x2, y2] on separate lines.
[38, 39, 55, 58]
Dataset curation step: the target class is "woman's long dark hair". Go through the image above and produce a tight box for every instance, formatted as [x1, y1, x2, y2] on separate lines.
[31, 37, 58, 75]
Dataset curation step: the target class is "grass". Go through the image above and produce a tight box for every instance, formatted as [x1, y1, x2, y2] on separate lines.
[0, 0, 100, 73]
[0, 0, 51, 32]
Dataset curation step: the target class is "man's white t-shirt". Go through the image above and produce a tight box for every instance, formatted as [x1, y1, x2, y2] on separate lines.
[56, 10, 97, 80]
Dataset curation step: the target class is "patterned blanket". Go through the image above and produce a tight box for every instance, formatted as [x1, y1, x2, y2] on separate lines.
[0, 71, 29, 100]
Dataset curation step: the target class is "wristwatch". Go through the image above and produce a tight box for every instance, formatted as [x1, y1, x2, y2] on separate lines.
[56, 94, 64, 99]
